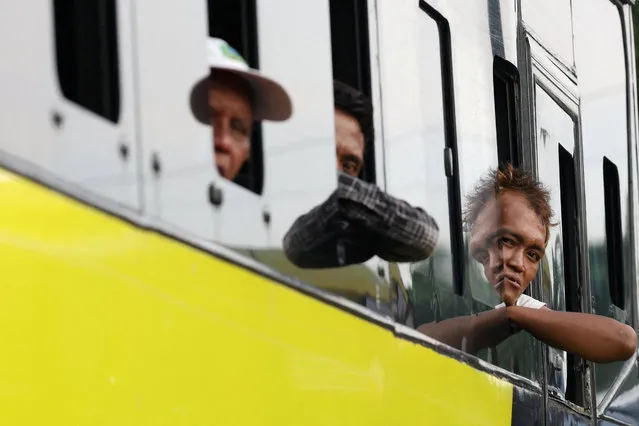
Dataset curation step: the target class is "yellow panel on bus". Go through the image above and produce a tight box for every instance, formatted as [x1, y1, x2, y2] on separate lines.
[0, 168, 512, 425]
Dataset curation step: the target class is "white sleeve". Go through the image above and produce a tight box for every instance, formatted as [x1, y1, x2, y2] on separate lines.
[516, 294, 547, 309]
[494, 294, 546, 310]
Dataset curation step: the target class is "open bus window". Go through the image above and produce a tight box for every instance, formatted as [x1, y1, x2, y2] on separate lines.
[53, 0, 120, 123]
[493, 56, 521, 168]
[329, 0, 376, 184]
[205, 0, 264, 194]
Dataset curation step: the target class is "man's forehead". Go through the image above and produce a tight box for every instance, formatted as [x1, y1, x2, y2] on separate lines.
[471, 196, 499, 228]
[469, 204, 497, 252]
[335, 110, 364, 146]
[210, 72, 254, 101]
[469, 192, 546, 247]
[209, 79, 254, 117]
[335, 109, 362, 131]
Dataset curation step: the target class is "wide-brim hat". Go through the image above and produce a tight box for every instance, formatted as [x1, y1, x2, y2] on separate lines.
[190, 38, 292, 123]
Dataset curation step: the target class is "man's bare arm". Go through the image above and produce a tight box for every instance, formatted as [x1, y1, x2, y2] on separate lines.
[416, 308, 515, 354]
[417, 306, 637, 363]
[508, 306, 637, 363]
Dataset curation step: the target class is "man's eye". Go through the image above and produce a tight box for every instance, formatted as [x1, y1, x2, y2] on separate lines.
[343, 161, 358, 175]
[498, 237, 515, 248]
[527, 251, 541, 262]
[232, 121, 249, 136]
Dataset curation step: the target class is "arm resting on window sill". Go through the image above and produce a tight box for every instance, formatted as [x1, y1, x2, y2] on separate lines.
[282, 173, 439, 268]
[416, 306, 637, 363]
[508, 306, 637, 363]
[416, 308, 515, 355]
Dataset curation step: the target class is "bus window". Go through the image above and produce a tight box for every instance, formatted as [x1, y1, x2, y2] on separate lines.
[556, 143, 582, 404]
[602, 157, 624, 311]
[329, 0, 376, 183]
[493, 56, 521, 167]
[574, 0, 634, 409]
[53, 0, 120, 123]
[207, 0, 264, 194]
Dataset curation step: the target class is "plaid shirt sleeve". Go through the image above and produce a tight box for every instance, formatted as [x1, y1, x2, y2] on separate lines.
[282, 173, 440, 268]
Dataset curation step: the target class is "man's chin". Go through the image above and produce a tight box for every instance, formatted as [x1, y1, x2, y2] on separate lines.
[216, 164, 230, 179]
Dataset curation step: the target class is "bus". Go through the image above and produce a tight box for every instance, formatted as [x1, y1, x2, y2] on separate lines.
[0, 0, 637, 424]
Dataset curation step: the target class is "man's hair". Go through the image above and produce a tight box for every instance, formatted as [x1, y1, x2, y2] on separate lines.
[463, 163, 554, 243]
[333, 80, 374, 147]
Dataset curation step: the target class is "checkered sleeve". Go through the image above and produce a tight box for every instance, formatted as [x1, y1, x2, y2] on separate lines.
[282, 173, 440, 268]
[336, 173, 440, 262]
[282, 189, 376, 268]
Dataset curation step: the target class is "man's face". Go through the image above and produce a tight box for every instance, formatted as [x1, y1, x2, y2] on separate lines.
[469, 191, 547, 305]
[334, 109, 365, 177]
[209, 72, 253, 180]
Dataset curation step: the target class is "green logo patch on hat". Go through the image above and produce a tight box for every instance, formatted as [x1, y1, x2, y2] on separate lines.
[221, 44, 247, 65]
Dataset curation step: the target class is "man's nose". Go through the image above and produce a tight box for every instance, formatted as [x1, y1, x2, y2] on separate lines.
[504, 246, 525, 273]
[212, 117, 231, 151]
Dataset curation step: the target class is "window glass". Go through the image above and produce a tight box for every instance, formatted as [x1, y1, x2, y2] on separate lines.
[604, 360, 639, 424]
[521, 0, 574, 67]
[53, 0, 120, 123]
[378, 7, 457, 326]
[573, 0, 632, 406]
[534, 85, 577, 399]
[411, 15, 456, 319]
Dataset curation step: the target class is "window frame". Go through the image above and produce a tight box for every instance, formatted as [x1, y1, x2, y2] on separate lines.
[418, 0, 465, 296]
